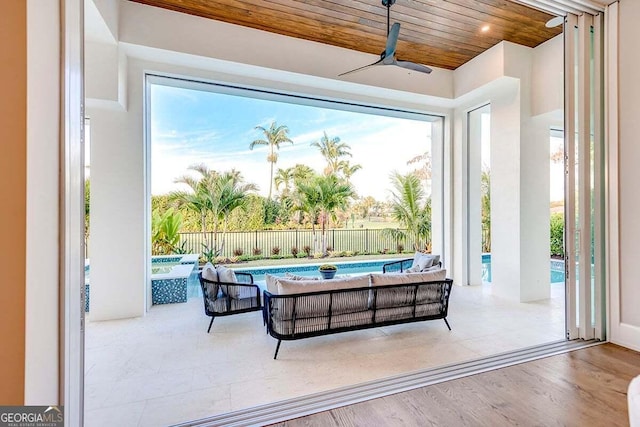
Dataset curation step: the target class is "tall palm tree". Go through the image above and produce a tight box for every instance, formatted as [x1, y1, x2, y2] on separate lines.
[311, 132, 354, 176]
[382, 172, 432, 251]
[250, 121, 293, 200]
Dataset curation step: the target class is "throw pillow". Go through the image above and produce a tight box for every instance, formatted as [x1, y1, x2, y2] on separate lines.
[216, 265, 240, 299]
[410, 252, 441, 271]
[201, 262, 218, 282]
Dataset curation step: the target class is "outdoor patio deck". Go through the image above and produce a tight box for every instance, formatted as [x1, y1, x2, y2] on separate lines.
[84, 281, 565, 427]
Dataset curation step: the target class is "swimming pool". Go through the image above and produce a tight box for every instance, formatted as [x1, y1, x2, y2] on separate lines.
[482, 254, 565, 283]
[234, 259, 400, 282]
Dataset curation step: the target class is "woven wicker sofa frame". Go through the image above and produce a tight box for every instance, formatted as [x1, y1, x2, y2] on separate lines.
[198, 272, 261, 333]
[263, 278, 453, 359]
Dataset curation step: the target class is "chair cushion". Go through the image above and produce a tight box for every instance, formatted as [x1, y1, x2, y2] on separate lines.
[216, 265, 239, 299]
[202, 262, 218, 281]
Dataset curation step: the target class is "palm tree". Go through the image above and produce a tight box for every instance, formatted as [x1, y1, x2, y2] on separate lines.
[382, 172, 432, 251]
[336, 160, 362, 180]
[169, 164, 215, 237]
[274, 167, 294, 197]
[250, 121, 293, 200]
[170, 164, 257, 257]
[296, 174, 355, 254]
[207, 171, 258, 256]
[291, 164, 315, 183]
[311, 132, 354, 176]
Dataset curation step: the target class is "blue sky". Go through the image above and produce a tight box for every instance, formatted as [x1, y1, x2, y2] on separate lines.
[150, 83, 434, 200]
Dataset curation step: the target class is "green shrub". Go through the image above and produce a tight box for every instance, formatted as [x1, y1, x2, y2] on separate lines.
[550, 213, 564, 257]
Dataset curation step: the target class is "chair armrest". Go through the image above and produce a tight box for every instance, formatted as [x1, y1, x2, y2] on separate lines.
[382, 258, 413, 273]
[234, 271, 254, 284]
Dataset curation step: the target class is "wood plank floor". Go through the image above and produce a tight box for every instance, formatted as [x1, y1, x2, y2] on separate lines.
[270, 344, 640, 427]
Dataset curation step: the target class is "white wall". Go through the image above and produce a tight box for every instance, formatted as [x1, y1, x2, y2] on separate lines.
[85, 41, 119, 102]
[25, 0, 60, 404]
[449, 40, 558, 301]
[613, 0, 640, 350]
[532, 35, 563, 116]
[88, 57, 146, 320]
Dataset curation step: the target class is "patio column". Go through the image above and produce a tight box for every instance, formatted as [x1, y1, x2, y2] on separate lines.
[490, 81, 550, 303]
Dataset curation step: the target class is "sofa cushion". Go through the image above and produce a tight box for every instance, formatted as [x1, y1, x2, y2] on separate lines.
[265, 273, 280, 294]
[273, 276, 371, 319]
[285, 272, 319, 280]
[370, 270, 447, 309]
[370, 269, 447, 286]
[276, 275, 369, 295]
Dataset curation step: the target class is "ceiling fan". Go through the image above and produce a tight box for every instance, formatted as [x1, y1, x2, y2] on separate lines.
[339, 0, 433, 77]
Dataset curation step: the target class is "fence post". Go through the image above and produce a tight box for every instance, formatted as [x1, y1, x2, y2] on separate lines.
[332, 229, 335, 250]
[255, 230, 258, 252]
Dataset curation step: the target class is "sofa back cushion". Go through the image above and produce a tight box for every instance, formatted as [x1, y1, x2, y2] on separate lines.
[276, 275, 369, 295]
[370, 269, 447, 286]
[285, 272, 319, 280]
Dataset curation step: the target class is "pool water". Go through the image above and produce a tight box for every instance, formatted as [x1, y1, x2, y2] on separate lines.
[482, 255, 565, 283]
[235, 259, 398, 283]
[151, 263, 179, 274]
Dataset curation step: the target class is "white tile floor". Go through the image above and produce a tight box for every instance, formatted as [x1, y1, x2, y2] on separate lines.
[84, 282, 565, 427]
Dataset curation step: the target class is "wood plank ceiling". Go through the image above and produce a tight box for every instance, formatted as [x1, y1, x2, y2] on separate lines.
[130, 0, 562, 70]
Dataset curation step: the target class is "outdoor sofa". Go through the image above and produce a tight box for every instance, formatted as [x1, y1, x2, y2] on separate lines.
[263, 266, 452, 359]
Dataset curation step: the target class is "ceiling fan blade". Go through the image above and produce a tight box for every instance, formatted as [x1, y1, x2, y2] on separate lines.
[339, 57, 384, 77]
[384, 22, 401, 60]
[395, 60, 433, 74]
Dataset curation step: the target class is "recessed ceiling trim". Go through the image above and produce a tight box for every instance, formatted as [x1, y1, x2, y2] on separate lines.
[514, 0, 606, 15]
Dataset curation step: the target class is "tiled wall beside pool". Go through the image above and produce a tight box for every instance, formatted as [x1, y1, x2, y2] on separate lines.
[84, 254, 200, 312]
[152, 277, 188, 304]
[85, 284, 90, 312]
